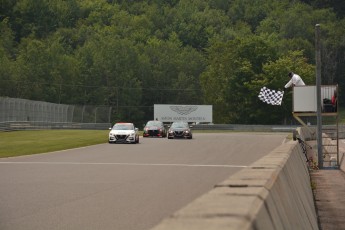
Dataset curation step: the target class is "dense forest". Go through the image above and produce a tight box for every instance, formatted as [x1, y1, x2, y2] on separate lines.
[1, 0, 344, 125]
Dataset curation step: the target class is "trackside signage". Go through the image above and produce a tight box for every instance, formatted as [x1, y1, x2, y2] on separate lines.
[154, 104, 213, 123]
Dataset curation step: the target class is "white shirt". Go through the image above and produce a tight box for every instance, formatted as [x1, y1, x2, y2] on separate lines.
[284, 74, 305, 88]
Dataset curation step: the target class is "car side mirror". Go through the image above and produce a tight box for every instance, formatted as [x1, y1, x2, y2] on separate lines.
[135, 128, 139, 132]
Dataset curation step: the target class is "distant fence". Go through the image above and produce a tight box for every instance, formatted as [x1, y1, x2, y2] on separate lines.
[2, 97, 345, 135]
[0, 121, 111, 131]
[0, 97, 111, 130]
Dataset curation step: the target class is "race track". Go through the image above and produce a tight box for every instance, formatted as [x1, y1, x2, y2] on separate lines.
[0, 132, 288, 230]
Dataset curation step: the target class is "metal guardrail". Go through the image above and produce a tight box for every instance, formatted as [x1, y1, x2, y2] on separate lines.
[192, 124, 298, 132]
[0, 121, 111, 131]
[2, 122, 345, 139]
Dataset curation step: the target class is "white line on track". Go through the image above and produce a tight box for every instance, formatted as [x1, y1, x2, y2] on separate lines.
[0, 161, 248, 168]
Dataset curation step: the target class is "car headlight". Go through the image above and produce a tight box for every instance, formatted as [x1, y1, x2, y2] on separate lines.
[129, 132, 135, 137]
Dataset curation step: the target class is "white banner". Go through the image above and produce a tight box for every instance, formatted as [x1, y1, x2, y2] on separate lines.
[154, 104, 213, 123]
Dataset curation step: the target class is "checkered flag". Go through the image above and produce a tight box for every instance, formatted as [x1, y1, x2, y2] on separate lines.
[258, 87, 284, 105]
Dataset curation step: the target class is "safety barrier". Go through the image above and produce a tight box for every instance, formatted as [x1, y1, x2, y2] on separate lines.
[0, 121, 110, 131]
[193, 124, 298, 132]
[151, 140, 318, 230]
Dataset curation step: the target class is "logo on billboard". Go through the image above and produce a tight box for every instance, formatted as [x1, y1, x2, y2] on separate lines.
[170, 105, 198, 115]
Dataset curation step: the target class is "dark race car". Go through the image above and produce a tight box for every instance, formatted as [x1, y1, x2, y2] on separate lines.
[143, 120, 167, 138]
[167, 121, 193, 139]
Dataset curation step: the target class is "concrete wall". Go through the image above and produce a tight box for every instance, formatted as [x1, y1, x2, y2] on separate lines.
[193, 124, 298, 132]
[151, 141, 319, 230]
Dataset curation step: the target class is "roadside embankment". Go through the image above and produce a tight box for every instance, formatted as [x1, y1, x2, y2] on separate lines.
[151, 140, 318, 230]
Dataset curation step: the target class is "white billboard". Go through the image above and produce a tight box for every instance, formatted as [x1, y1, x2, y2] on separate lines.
[293, 85, 337, 112]
[293, 86, 317, 112]
[154, 104, 213, 123]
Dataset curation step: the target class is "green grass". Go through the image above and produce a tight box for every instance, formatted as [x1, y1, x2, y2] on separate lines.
[0, 130, 109, 158]
[0, 129, 234, 158]
[338, 107, 345, 123]
[322, 106, 345, 124]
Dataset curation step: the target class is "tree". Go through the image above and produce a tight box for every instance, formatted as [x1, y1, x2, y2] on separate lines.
[1, 0, 344, 125]
[201, 33, 278, 123]
[172, 0, 230, 49]
[249, 50, 315, 124]
[227, 0, 283, 31]
[0, 18, 16, 97]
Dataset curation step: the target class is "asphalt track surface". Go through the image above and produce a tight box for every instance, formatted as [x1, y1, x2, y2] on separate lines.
[0, 132, 288, 230]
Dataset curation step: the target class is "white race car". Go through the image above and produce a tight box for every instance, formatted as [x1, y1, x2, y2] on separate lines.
[108, 123, 139, 144]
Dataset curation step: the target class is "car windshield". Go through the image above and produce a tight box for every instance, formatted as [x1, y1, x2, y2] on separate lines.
[171, 122, 188, 128]
[146, 121, 162, 126]
[112, 124, 133, 130]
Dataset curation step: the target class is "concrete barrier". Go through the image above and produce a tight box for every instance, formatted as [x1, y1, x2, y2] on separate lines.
[193, 124, 298, 132]
[151, 141, 318, 230]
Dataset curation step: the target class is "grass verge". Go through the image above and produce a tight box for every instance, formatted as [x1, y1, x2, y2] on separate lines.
[338, 107, 345, 123]
[1, 129, 232, 158]
[0, 130, 109, 158]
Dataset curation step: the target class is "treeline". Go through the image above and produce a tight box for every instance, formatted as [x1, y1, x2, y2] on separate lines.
[1, 0, 344, 125]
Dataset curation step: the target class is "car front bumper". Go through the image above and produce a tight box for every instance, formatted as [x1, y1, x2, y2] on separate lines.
[109, 135, 136, 143]
[168, 131, 192, 139]
[143, 130, 164, 137]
